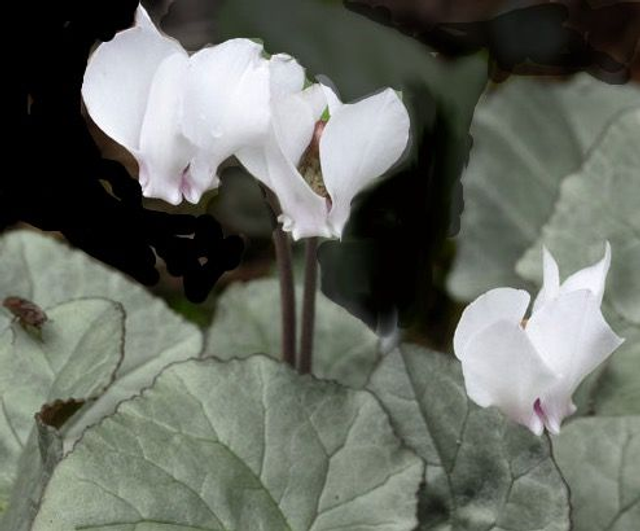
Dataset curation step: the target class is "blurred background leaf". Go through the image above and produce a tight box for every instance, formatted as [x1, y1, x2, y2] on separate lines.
[554, 416, 640, 531]
[205, 278, 382, 388]
[447, 75, 640, 302]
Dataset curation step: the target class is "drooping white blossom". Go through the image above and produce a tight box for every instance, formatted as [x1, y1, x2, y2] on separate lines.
[82, 6, 280, 205]
[83, 4, 410, 226]
[453, 242, 624, 435]
[237, 82, 411, 240]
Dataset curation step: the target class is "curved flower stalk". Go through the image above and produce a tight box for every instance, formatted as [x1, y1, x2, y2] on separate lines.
[82, 5, 280, 205]
[237, 82, 411, 240]
[453, 242, 624, 435]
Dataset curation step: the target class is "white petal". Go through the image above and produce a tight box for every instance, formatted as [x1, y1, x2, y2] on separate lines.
[320, 88, 410, 237]
[134, 4, 157, 31]
[269, 54, 306, 100]
[236, 145, 272, 188]
[235, 86, 318, 186]
[460, 320, 559, 435]
[82, 7, 185, 156]
[303, 84, 330, 121]
[454, 288, 531, 361]
[272, 86, 326, 167]
[237, 85, 333, 239]
[138, 53, 194, 205]
[560, 241, 612, 305]
[237, 137, 332, 240]
[526, 289, 624, 432]
[532, 246, 561, 313]
[180, 152, 222, 204]
[318, 78, 343, 115]
[181, 39, 271, 199]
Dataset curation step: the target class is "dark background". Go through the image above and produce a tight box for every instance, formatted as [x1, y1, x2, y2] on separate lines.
[6, 0, 639, 348]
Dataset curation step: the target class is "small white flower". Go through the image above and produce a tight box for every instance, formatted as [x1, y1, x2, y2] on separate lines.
[237, 81, 411, 240]
[82, 5, 276, 205]
[453, 242, 624, 435]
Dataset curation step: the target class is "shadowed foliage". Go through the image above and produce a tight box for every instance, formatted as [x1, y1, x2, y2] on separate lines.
[346, 0, 640, 83]
[5, 0, 243, 302]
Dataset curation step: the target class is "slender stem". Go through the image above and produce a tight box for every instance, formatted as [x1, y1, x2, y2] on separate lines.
[261, 186, 297, 368]
[273, 226, 297, 368]
[299, 237, 318, 374]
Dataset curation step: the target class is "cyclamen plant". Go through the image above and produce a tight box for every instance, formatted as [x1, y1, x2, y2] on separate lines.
[4, 0, 638, 529]
[83, 3, 411, 373]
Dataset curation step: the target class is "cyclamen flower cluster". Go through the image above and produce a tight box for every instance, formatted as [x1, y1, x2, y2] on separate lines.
[454, 243, 624, 435]
[82, 5, 411, 240]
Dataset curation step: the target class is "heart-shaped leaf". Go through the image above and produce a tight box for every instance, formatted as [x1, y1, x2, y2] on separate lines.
[448, 76, 640, 301]
[0, 231, 203, 447]
[1, 399, 83, 531]
[367, 344, 571, 530]
[33, 356, 424, 530]
[0, 298, 124, 522]
[554, 416, 640, 531]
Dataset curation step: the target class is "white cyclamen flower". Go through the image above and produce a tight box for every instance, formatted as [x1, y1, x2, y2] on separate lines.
[82, 5, 275, 205]
[237, 82, 411, 240]
[453, 242, 624, 435]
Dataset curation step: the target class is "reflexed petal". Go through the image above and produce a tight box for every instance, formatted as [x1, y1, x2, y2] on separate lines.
[138, 53, 194, 205]
[236, 145, 272, 188]
[178, 151, 221, 205]
[460, 320, 559, 435]
[269, 54, 305, 100]
[272, 86, 326, 167]
[237, 84, 332, 239]
[560, 241, 612, 305]
[182, 135, 244, 204]
[237, 137, 332, 240]
[180, 40, 271, 201]
[454, 288, 531, 361]
[318, 79, 343, 115]
[134, 4, 157, 31]
[320, 88, 410, 237]
[532, 246, 560, 313]
[235, 87, 319, 189]
[183, 39, 271, 150]
[303, 84, 330, 121]
[82, 6, 185, 155]
[526, 289, 624, 431]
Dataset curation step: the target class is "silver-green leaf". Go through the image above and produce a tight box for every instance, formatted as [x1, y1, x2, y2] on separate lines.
[1, 399, 81, 531]
[516, 109, 640, 326]
[0, 231, 203, 447]
[206, 279, 381, 388]
[367, 344, 571, 530]
[448, 76, 640, 301]
[554, 416, 640, 531]
[0, 298, 124, 521]
[33, 356, 424, 531]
